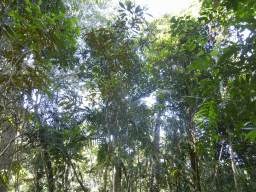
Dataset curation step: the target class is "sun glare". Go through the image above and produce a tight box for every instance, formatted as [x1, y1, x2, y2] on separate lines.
[133, 0, 200, 20]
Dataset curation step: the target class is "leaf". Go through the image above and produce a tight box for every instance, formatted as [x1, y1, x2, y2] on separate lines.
[64, 103, 73, 110]
[197, 34, 202, 43]
[119, 2, 125, 9]
[190, 44, 196, 51]
[25, 0, 35, 9]
[242, 127, 256, 130]
[170, 169, 178, 176]
[3, 24, 16, 39]
[145, 13, 153, 17]
[126, 0, 133, 12]
[210, 50, 219, 57]
[25, 6, 31, 13]
[135, 5, 141, 13]
[30, 44, 37, 51]
[201, 40, 208, 47]
[28, 116, 32, 123]
[197, 50, 204, 56]
[244, 130, 256, 143]
[7, 115, 14, 125]
[38, 0, 42, 6]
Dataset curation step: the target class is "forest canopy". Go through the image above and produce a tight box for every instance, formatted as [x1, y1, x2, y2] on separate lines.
[0, 0, 255, 191]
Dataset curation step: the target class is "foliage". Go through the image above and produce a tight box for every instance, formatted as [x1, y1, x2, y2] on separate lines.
[1, 0, 256, 191]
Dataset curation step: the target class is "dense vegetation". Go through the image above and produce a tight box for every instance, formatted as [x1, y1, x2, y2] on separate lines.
[0, 0, 255, 191]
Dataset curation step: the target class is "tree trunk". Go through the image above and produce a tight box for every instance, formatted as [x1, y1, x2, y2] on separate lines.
[228, 135, 242, 192]
[103, 134, 111, 192]
[114, 161, 122, 192]
[189, 144, 201, 192]
[35, 166, 41, 192]
[188, 106, 201, 192]
[41, 150, 54, 192]
[69, 160, 88, 192]
[64, 161, 71, 192]
[213, 139, 224, 190]
[151, 109, 161, 192]
[0, 122, 16, 192]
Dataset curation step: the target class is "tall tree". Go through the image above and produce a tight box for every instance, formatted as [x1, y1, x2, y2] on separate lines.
[0, 0, 79, 190]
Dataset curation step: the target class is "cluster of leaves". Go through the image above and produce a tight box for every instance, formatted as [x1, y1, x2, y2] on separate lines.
[1, 0, 256, 191]
[142, 0, 256, 191]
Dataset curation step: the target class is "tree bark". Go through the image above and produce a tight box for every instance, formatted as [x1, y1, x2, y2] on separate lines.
[228, 135, 242, 192]
[212, 139, 224, 190]
[64, 161, 71, 192]
[114, 161, 122, 192]
[151, 108, 161, 192]
[189, 145, 201, 192]
[69, 161, 88, 192]
[41, 150, 54, 192]
[188, 106, 201, 192]
[35, 164, 42, 192]
[103, 134, 111, 192]
[0, 122, 16, 192]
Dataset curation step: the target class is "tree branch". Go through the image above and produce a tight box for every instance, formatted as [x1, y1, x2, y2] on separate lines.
[0, 133, 24, 157]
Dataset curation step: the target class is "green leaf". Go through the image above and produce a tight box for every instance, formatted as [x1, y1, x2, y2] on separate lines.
[228, 78, 232, 85]
[25, 6, 31, 13]
[245, 130, 256, 143]
[64, 104, 73, 110]
[7, 115, 14, 125]
[28, 116, 32, 123]
[126, 1, 132, 11]
[35, 120, 40, 127]
[3, 25, 16, 39]
[119, 2, 125, 9]
[197, 34, 202, 43]
[38, 0, 42, 6]
[30, 44, 37, 51]
[10, 11, 22, 20]
[170, 169, 178, 176]
[135, 5, 141, 13]
[197, 50, 204, 56]
[190, 44, 196, 51]
[25, 0, 35, 9]
[201, 40, 208, 47]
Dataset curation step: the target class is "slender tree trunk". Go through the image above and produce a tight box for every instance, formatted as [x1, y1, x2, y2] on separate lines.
[41, 150, 54, 192]
[189, 141, 201, 192]
[212, 139, 224, 190]
[15, 141, 19, 192]
[188, 106, 201, 192]
[103, 105, 111, 192]
[103, 134, 111, 192]
[114, 133, 122, 192]
[151, 109, 161, 192]
[103, 148, 110, 192]
[0, 122, 16, 192]
[149, 159, 154, 191]
[69, 160, 88, 192]
[114, 161, 122, 192]
[35, 155, 42, 192]
[228, 134, 242, 192]
[64, 161, 71, 192]
[35, 169, 41, 192]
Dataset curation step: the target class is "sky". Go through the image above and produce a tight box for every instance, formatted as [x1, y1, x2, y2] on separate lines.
[133, 0, 199, 20]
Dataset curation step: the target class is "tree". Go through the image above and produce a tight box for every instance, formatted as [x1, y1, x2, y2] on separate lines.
[1, 0, 255, 191]
[190, 0, 256, 191]
[0, 0, 79, 190]
[82, 1, 156, 191]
